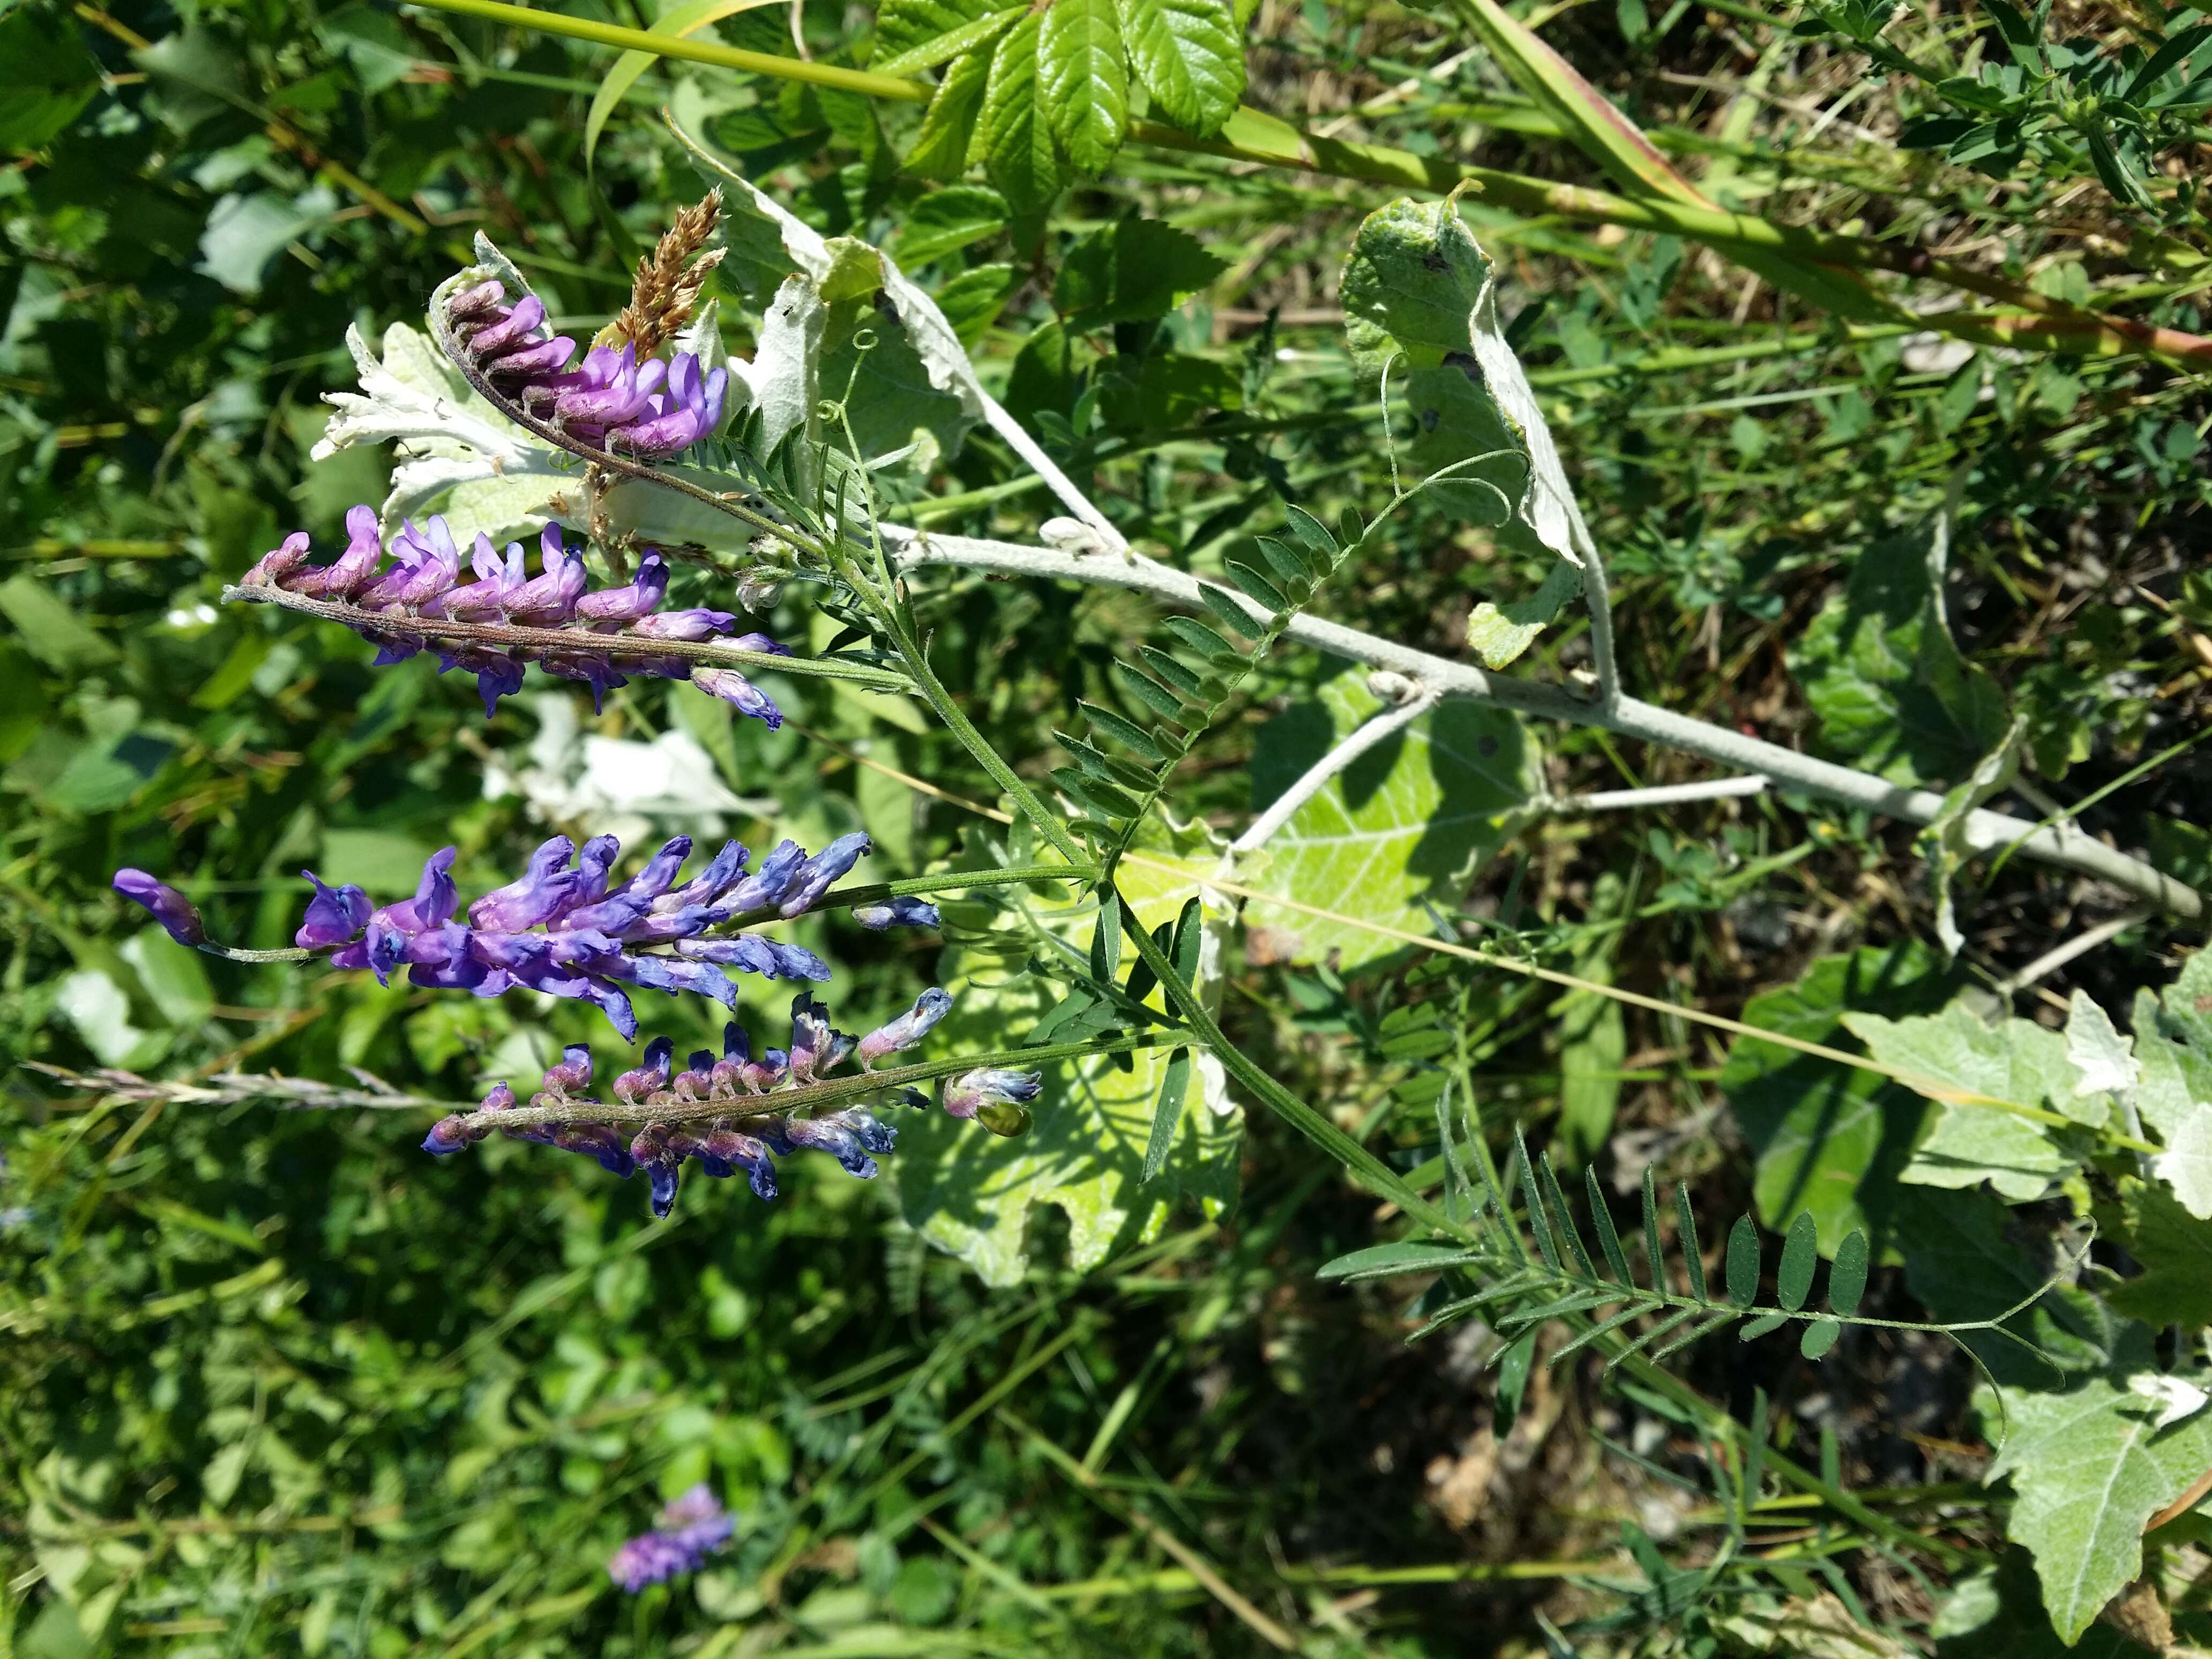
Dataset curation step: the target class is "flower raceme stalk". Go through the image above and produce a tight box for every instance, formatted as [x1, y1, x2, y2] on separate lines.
[422, 989, 983, 1217]
[241, 510, 788, 721]
[114, 832, 940, 1041]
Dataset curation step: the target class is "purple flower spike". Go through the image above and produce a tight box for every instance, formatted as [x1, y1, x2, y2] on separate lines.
[858, 989, 955, 1068]
[608, 1485, 734, 1593]
[692, 667, 783, 730]
[113, 870, 206, 947]
[296, 871, 372, 948]
[851, 896, 941, 930]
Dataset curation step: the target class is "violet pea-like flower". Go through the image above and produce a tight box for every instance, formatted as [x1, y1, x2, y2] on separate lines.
[607, 1486, 735, 1593]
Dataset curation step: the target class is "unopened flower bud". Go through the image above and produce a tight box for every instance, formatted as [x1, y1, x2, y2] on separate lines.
[113, 870, 206, 947]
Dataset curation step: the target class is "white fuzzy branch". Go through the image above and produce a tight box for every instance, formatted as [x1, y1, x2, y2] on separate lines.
[1230, 684, 1443, 855]
[881, 524, 2206, 921]
[1548, 775, 1769, 812]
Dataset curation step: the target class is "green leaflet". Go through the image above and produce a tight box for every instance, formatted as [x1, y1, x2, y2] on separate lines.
[1788, 510, 2012, 788]
[907, 43, 995, 180]
[891, 184, 1010, 267]
[980, 10, 1064, 215]
[874, 0, 1015, 60]
[895, 823, 1240, 1285]
[1985, 1332, 2212, 1645]
[1236, 672, 1538, 970]
[1117, 0, 1245, 136]
[1844, 1001, 2099, 1202]
[1040, 0, 1129, 175]
[1720, 944, 1953, 1261]
[1054, 218, 1227, 327]
[2108, 1179, 2212, 1328]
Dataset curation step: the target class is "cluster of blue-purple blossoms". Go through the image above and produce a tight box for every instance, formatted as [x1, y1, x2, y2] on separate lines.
[242, 510, 784, 723]
[118, 831, 939, 1043]
[609, 1486, 734, 1593]
[423, 985, 960, 1216]
[448, 280, 729, 459]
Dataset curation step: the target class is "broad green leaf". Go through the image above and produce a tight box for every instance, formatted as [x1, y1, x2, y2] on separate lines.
[1340, 195, 1593, 666]
[2108, 1179, 2212, 1328]
[584, 0, 778, 174]
[1901, 1184, 2117, 1388]
[0, 576, 118, 670]
[892, 185, 1010, 267]
[197, 188, 340, 295]
[1721, 944, 1953, 1261]
[1985, 1336, 2212, 1645]
[1040, 0, 1129, 175]
[2064, 989, 2139, 1102]
[1117, 0, 1245, 136]
[1236, 672, 1538, 970]
[1094, 350, 1243, 429]
[1054, 218, 1226, 326]
[980, 11, 1063, 216]
[1844, 1001, 2095, 1201]
[876, 0, 1014, 59]
[895, 821, 1240, 1284]
[0, 9, 102, 153]
[1789, 510, 2012, 788]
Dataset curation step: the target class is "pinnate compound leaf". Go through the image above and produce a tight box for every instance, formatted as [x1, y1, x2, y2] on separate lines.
[1117, 0, 1245, 135]
[1985, 1339, 2212, 1645]
[1789, 509, 2011, 788]
[1040, 0, 1129, 174]
[1236, 672, 1537, 970]
[1843, 1002, 2094, 1202]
